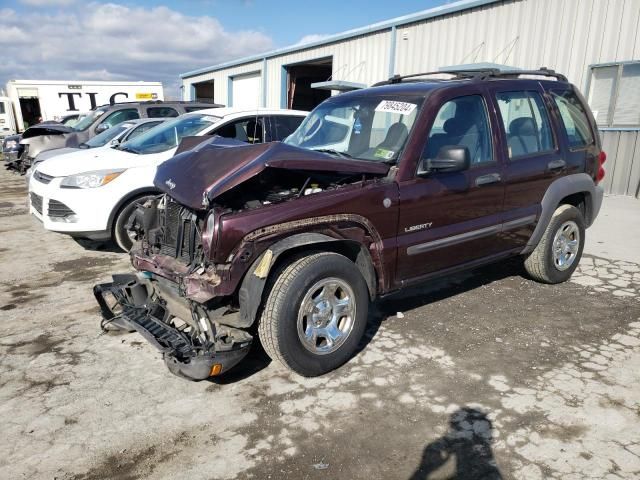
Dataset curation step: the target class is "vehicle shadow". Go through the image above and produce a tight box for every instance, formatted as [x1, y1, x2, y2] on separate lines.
[207, 342, 272, 385]
[409, 407, 503, 480]
[73, 237, 123, 253]
[355, 257, 526, 355]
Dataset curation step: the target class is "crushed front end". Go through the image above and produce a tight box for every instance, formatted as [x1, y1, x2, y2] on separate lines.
[93, 139, 391, 380]
[94, 194, 252, 381]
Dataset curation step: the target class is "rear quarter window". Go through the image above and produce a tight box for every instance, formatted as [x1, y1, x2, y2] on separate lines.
[147, 107, 179, 118]
[185, 106, 210, 113]
[550, 90, 594, 149]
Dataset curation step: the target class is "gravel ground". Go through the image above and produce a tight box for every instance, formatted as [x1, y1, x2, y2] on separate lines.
[1, 165, 639, 480]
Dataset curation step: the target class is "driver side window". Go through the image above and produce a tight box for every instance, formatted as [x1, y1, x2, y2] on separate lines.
[423, 95, 493, 166]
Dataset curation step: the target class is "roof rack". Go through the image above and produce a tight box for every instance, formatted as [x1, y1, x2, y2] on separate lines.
[92, 100, 224, 109]
[374, 67, 567, 86]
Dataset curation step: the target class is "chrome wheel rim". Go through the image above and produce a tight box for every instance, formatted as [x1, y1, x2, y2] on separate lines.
[297, 277, 356, 355]
[552, 220, 580, 271]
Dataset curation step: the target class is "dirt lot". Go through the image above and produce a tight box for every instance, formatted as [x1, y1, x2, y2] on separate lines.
[1, 166, 639, 480]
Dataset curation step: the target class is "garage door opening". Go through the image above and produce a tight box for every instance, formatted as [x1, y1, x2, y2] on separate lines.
[193, 80, 215, 103]
[19, 97, 42, 128]
[285, 58, 332, 111]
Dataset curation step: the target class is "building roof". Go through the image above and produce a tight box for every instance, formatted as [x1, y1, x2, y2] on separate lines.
[180, 0, 503, 79]
[7, 80, 162, 86]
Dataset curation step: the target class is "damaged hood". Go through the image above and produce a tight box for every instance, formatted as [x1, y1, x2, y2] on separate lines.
[21, 124, 75, 139]
[154, 140, 390, 210]
[21, 130, 86, 160]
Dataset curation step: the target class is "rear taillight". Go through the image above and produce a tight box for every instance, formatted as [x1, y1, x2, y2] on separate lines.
[596, 151, 606, 184]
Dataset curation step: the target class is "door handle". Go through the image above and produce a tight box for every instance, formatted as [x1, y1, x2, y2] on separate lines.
[475, 173, 502, 186]
[547, 159, 566, 171]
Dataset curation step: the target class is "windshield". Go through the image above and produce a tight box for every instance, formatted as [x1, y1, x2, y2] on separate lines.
[83, 123, 130, 148]
[62, 114, 85, 127]
[73, 109, 106, 131]
[285, 95, 423, 162]
[119, 113, 220, 155]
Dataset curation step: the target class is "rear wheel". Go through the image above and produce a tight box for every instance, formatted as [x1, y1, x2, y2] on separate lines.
[524, 204, 585, 284]
[112, 195, 155, 252]
[258, 252, 369, 376]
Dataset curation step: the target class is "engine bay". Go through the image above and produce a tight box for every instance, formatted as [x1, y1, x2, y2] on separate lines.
[212, 168, 362, 212]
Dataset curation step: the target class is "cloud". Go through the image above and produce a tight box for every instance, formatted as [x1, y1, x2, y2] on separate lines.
[295, 34, 331, 46]
[20, 0, 76, 6]
[0, 3, 274, 98]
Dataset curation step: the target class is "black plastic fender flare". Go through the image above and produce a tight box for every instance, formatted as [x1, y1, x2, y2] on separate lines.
[236, 233, 377, 329]
[522, 173, 603, 254]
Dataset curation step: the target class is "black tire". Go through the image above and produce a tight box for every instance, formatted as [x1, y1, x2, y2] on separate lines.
[524, 204, 585, 284]
[112, 195, 155, 252]
[258, 252, 369, 376]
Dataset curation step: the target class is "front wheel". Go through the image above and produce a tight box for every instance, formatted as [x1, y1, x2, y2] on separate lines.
[524, 204, 585, 284]
[112, 195, 156, 252]
[258, 252, 369, 376]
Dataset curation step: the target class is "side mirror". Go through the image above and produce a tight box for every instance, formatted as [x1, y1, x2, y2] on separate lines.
[110, 138, 120, 146]
[418, 145, 471, 175]
[95, 123, 110, 134]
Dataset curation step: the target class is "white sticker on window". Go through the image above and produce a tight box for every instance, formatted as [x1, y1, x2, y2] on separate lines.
[374, 148, 395, 160]
[375, 100, 417, 115]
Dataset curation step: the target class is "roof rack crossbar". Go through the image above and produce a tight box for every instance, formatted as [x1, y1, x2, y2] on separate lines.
[92, 100, 224, 109]
[374, 67, 567, 86]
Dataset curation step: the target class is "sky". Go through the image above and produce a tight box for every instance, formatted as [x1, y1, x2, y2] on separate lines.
[0, 0, 451, 97]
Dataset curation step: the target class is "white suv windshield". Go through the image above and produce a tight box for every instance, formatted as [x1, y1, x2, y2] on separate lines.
[83, 123, 129, 148]
[118, 114, 220, 155]
[285, 95, 423, 163]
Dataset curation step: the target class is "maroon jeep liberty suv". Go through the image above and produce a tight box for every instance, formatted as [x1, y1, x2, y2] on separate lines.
[95, 68, 606, 380]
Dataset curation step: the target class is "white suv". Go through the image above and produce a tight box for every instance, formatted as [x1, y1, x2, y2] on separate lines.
[28, 108, 307, 250]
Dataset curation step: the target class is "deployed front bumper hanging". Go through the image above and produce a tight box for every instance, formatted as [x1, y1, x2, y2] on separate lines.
[94, 274, 251, 380]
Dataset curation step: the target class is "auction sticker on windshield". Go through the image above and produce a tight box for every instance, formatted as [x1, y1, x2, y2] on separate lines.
[374, 148, 395, 160]
[375, 100, 417, 115]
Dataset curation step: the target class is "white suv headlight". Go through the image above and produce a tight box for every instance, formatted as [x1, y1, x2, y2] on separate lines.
[60, 169, 125, 189]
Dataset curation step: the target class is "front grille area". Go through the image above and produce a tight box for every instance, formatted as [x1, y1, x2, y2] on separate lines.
[30, 192, 43, 214]
[48, 199, 75, 218]
[34, 171, 54, 184]
[158, 197, 201, 264]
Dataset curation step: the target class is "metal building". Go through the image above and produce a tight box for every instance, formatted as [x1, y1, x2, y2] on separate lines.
[180, 0, 640, 197]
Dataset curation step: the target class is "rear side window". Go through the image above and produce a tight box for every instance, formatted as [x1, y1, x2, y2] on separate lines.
[550, 90, 594, 148]
[496, 91, 554, 159]
[0, 103, 5, 114]
[268, 115, 305, 141]
[424, 94, 493, 165]
[99, 108, 140, 129]
[214, 117, 264, 144]
[147, 107, 178, 118]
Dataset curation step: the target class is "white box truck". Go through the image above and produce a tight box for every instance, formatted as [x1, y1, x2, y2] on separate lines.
[3, 80, 164, 134]
[0, 96, 16, 138]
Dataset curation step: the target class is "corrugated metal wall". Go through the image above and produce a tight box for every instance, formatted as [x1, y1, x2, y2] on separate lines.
[393, 0, 640, 97]
[601, 130, 640, 197]
[182, 0, 640, 196]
